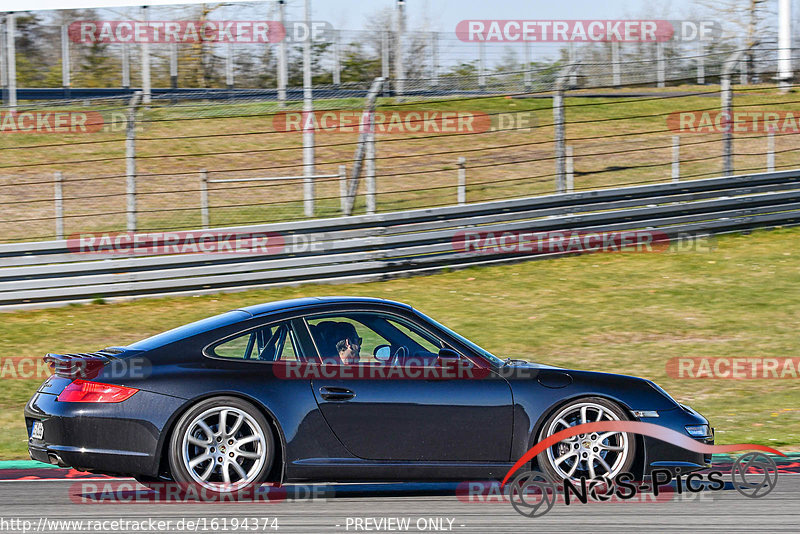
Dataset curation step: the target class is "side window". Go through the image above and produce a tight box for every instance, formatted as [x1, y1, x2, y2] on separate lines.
[305, 312, 445, 365]
[306, 316, 388, 364]
[211, 320, 300, 361]
[214, 331, 255, 360]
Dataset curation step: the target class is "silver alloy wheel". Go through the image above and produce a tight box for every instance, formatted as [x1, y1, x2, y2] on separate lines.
[181, 406, 267, 491]
[545, 401, 629, 480]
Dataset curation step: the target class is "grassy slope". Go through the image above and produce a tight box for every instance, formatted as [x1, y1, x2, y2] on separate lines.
[2, 85, 799, 242]
[1, 227, 799, 458]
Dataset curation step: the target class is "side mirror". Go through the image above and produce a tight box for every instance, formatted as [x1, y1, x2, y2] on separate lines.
[374, 344, 391, 362]
[438, 348, 460, 360]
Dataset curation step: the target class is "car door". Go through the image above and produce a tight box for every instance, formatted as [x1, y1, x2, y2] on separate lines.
[306, 310, 513, 462]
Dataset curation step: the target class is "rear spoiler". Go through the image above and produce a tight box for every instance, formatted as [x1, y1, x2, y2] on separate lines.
[43, 348, 123, 379]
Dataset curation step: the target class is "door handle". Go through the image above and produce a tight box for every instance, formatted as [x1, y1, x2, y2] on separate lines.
[319, 386, 355, 401]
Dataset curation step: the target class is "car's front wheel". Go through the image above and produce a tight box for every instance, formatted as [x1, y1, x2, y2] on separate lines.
[168, 396, 275, 494]
[537, 396, 635, 482]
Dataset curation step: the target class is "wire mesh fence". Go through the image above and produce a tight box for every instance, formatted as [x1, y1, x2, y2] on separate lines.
[0, 46, 799, 243]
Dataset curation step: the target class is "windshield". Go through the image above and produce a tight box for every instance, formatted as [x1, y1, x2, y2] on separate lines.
[415, 310, 505, 367]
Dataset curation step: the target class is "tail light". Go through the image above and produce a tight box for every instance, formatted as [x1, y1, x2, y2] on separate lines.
[56, 379, 138, 403]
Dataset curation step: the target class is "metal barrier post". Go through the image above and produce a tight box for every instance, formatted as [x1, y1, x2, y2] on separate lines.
[611, 41, 621, 87]
[126, 92, 142, 232]
[54, 172, 64, 240]
[457, 157, 466, 205]
[200, 170, 209, 229]
[672, 135, 680, 182]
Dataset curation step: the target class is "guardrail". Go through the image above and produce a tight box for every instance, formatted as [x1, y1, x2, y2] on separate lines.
[2, 169, 800, 310]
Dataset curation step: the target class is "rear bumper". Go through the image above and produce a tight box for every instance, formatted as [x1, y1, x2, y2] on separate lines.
[24, 388, 186, 477]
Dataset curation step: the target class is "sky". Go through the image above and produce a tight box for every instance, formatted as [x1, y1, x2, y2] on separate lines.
[0, 0, 704, 31]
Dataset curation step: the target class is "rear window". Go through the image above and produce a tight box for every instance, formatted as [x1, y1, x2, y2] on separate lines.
[127, 310, 250, 351]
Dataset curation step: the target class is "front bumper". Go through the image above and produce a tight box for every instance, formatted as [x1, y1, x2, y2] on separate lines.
[24, 388, 186, 477]
[637, 405, 714, 475]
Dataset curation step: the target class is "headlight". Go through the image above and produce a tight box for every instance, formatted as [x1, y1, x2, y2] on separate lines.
[685, 424, 710, 437]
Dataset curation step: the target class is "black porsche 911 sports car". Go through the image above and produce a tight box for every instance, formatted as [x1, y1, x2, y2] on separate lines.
[25, 297, 713, 493]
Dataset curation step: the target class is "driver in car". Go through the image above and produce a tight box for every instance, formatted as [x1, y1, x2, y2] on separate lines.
[335, 323, 362, 365]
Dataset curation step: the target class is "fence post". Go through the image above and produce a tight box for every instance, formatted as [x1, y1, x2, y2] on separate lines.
[478, 41, 486, 90]
[778, 0, 793, 93]
[277, 0, 287, 106]
[126, 92, 142, 232]
[672, 135, 680, 182]
[61, 24, 71, 99]
[365, 121, 376, 215]
[121, 43, 130, 89]
[302, 0, 315, 217]
[333, 29, 341, 86]
[457, 157, 466, 204]
[226, 42, 234, 90]
[54, 172, 64, 240]
[656, 41, 665, 88]
[339, 165, 347, 212]
[6, 13, 17, 109]
[382, 31, 390, 96]
[394, 0, 405, 98]
[200, 170, 209, 229]
[611, 40, 621, 87]
[0, 22, 7, 103]
[767, 129, 775, 172]
[721, 48, 749, 176]
[565, 147, 574, 193]
[170, 42, 178, 104]
[523, 40, 531, 92]
[345, 77, 385, 215]
[696, 41, 705, 85]
[554, 63, 579, 193]
[430, 32, 439, 87]
[140, 6, 151, 105]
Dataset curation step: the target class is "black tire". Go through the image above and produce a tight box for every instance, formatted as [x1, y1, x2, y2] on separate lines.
[536, 396, 636, 483]
[167, 396, 275, 495]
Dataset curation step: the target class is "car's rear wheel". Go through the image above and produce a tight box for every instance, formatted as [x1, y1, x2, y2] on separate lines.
[168, 396, 274, 494]
[537, 397, 635, 482]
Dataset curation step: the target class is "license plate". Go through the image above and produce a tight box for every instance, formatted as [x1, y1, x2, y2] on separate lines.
[31, 421, 44, 440]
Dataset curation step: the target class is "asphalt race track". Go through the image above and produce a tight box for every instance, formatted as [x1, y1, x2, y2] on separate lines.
[0, 474, 797, 533]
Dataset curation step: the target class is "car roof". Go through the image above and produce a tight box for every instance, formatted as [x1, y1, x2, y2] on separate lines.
[237, 296, 413, 317]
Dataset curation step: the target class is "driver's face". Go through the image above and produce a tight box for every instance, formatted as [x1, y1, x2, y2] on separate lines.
[339, 338, 361, 364]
